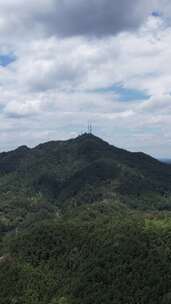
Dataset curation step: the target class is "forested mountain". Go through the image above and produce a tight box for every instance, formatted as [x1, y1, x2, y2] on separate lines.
[0, 134, 171, 304]
[0, 133, 171, 235]
[1, 202, 171, 304]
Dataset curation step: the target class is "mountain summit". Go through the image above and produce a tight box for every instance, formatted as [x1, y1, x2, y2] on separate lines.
[0, 133, 171, 217]
[1, 134, 171, 304]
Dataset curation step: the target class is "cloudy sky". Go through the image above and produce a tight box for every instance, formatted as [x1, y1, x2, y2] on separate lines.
[0, 0, 171, 157]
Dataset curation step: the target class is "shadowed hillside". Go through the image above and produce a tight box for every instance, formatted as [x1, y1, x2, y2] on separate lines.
[0, 133, 171, 234]
[1, 134, 171, 304]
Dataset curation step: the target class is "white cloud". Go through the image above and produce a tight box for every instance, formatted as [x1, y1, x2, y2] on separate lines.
[0, 0, 156, 39]
[0, 2, 170, 157]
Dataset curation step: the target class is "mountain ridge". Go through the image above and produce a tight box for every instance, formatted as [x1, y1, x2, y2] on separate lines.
[0, 132, 164, 159]
[1, 134, 171, 304]
[0, 132, 171, 236]
[0, 133, 166, 170]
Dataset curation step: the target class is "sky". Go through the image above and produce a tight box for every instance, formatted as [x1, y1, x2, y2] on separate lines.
[0, 0, 171, 158]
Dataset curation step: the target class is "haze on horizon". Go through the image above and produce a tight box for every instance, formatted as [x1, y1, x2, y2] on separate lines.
[0, 0, 171, 158]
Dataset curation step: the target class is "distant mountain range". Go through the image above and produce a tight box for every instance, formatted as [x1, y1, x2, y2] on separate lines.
[160, 159, 171, 164]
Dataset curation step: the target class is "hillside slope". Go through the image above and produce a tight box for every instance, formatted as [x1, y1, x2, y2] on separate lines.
[1, 134, 171, 304]
[0, 133, 171, 234]
[1, 202, 171, 304]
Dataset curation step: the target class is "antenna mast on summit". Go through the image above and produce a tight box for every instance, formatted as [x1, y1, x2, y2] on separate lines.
[90, 123, 92, 134]
[88, 122, 93, 134]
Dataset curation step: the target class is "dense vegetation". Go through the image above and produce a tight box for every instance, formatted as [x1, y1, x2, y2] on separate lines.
[0, 133, 171, 235]
[1, 203, 171, 304]
[0, 134, 171, 303]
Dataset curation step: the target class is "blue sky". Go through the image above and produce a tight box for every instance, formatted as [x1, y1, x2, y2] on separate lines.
[0, 0, 170, 158]
[0, 54, 16, 67]
[95, 85, 150, 102]
[152, 11, 161, 17]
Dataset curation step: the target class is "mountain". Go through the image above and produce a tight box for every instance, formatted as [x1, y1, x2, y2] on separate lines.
[1, 133, 171, 304]
[0, 133, 171, 235]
